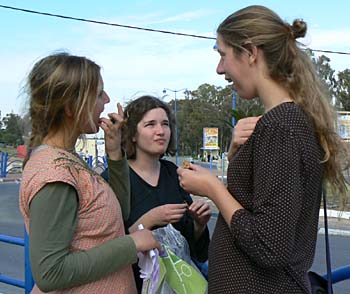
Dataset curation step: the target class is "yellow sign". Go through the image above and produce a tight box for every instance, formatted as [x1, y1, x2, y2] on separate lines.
[203, 128, 219, 149]
[338, 111, 350, 140]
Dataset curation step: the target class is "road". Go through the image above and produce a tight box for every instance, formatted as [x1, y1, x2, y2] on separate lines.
[1, 181, 349, 293]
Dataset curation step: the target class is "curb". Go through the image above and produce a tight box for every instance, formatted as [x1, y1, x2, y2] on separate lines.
[318, 228, 350, 236]
[0, 177, 21, 183]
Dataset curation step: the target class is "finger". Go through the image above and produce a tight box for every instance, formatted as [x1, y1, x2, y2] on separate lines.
[170, 214, 184, 223]
[154, 241, 162, 252]
[117, 102, 124, 118]
[177, 167, 184, 176]
[168, 203, 188, 209]
[192, 203, 209, 215]
[189, 201, 203, 211]
[99, 117, 114, 127]
[108, 113, 124, 125]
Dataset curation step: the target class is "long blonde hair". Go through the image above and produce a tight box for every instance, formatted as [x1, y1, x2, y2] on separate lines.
[217, 5, 347, 194]
[23, 52, 101, 166]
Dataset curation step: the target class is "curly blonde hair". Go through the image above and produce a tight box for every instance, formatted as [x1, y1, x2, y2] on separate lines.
[23, 52, 101, 166]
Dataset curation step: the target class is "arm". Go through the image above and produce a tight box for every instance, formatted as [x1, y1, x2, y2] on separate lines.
[177, 164, 243, 227]
[100, 103, 131, 220]
[179, 125, 305, 269]
[229, 126, 304, 269]
[188, 200, 211, 241]
[107, 155, 130, 220]
[29, 182, 137, 292]
[175, 190, 210, 263]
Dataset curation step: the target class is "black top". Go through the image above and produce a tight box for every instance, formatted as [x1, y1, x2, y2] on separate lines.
[102, 159, 210, 292]
[208, 102, 324, 293]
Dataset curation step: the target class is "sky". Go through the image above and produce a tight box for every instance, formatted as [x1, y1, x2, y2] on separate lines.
[0, 0, 349, 118]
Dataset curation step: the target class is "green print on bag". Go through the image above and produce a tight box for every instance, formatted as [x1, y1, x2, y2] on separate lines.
[142, 246, 207, 294]
[159, 246, 207, 294]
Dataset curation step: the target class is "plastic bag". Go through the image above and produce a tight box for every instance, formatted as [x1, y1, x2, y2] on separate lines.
[141, 246, 207, 294]
[140, 224, 207, 294]
[152, 224, 194, 266]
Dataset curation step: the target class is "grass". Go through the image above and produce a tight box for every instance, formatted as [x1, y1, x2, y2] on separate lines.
[0, 146, 17, 155]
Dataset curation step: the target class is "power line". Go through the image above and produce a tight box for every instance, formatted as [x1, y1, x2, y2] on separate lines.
[1, 4, 350, 56]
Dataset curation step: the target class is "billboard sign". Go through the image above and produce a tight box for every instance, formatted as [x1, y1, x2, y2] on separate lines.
[337, 111, 350, 140]
[203, 127, 219, 149]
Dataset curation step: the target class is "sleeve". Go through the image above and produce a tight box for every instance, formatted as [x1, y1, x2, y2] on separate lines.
[107, 155, 131, 220]
[230, 125, 303, 269]
[29, 182, 137, 292]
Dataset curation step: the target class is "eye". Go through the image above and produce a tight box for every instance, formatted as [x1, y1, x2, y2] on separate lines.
[145, 122, 155, 127]
[98, 90, 104, 99]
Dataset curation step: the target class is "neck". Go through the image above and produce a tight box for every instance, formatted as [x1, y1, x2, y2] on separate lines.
[128, 153, 161, 186]
[42, 128, 77, 151]
[258, 79, 293, 112]
[128, 153, 160, 173]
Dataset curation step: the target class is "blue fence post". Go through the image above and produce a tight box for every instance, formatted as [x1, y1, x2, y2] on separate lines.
[0, 152, 4, 177]
[87, 155, 93, 168]
[4, 152, 9, 177]
[1, 152, 9, 177]
[209, 151, 212, 170]
[24, 228, 34, 294]
[103, 155, 107, 170]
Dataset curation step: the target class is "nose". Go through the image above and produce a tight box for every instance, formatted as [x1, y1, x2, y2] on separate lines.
[216, 58, 224, 75]
[155, 124, 165, 135]
[103, 91, 110, 104]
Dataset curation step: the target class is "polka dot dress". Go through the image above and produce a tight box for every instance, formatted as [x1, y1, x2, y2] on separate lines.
[208, 102, 324, 293]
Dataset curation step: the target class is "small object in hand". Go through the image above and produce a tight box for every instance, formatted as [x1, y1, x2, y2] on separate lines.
[110, 118, 116, 124]
[182, 160, 191, 169]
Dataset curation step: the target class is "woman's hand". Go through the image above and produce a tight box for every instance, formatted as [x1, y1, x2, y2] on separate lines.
[99, 102, 125, 160]
[189, 200, 211, 240]
[129, 229, 161, 252]
[129, 203, 188, 232]
[145, 203, 188, 228]
[189, 200, 211, 227]
[228, 116, 261, 161]
[177, 163, 224, 198]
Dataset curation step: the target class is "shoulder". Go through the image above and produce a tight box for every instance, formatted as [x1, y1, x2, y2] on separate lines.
[160, 158, 178, 173]
[23, 147, 89, 188]
[257, 103, 314, 138]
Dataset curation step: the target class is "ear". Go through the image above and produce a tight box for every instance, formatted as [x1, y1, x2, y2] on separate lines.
[242, 42, 258, 65]
[248, 45, 258, 65]
[64, 104, 73, 118]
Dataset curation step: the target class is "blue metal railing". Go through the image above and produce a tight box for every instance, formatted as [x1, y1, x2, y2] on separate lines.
[0, 152, 23, 178]
[0, 152, 8, 177]
[0, 228, 34, 294]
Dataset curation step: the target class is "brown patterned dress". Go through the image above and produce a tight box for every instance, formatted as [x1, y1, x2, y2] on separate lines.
[208, 103, 324, 293]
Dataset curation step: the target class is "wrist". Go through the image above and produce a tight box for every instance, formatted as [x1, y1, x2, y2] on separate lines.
[107, 149, 123, 161]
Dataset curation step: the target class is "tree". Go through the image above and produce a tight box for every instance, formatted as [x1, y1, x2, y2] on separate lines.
[0, 113, 24, 146]
[172, 83, 264, 156]
[335, 69, 350, 111]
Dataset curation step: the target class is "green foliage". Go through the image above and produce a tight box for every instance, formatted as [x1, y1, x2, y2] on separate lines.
[335, 69, 350, 111]
[0, 113, 24, 146]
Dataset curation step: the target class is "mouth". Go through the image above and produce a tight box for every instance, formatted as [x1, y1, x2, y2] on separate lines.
[155, 139, 166, 144]
[225, 77, 236, 90]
